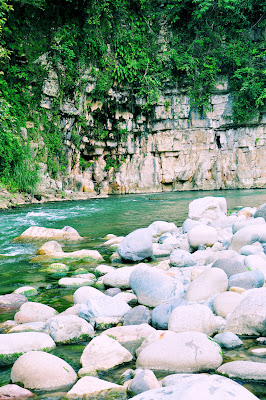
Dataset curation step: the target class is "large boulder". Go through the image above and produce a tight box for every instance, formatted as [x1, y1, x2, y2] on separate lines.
[188, 197, 227, 221]
[244, 254, 266, 278]
[0, 384, 34, 399]
[169, 250, 195, 267]
[129, 265, 184, 307]
[73, 286, 105, 304]
[0, 332, 55, 365]
[0, 294, 27, 311]
[129, 374, 260, 400]
[188, 225, 218, 249]
[232, 218, 265, 234]
[103, 266, 137, 289]
[148, 221, 178, 239]
[229, 225, 266, 252]
[11, 351, 77, 391]
[13, 226, 82, 242]
[218, 361, 266, 381]
[225, 287, 266, 335]
[168, 304, 220, 335]
[80, 335, 132, 374]
[14, 302, 57, 323]
[184, 268, 228, 302]
[65, 376, 127, 399]
[213, 291, 243, 318]
[228, 270, 265, 290]
[117, 228, 153, 262]
[211, 258, 247, 277]
[151, 298, 185, 330]
[254, 203, 266, 220]
[136, 331, 222, 373]
[44, 315, 94, 344]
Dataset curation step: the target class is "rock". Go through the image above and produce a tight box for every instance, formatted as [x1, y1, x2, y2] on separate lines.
[13, 286, 38, 297]
[188, 225, 218, 249]
[0, 332, 55, 365]
[244, 254, 266, 278]
[153, 242, 175, 257]
[136, 331, 222, 373]
[213, 291, 242, 317]
[240, 243, 264, 256]
[36, 240, 63, 255]
[184, 268, 228, 302]
[136, 331, 174, 357]
[11, 351, 77, 390]
[0, 294, 28, 310]
[117, 228, 153, 261]
[129, 369, 160, 395]
[131, 374, 261, 400]
[14, 226, 82, 242]
[8, 321, 45, 333]
[33, 247, 104, 263]
[0, 384, 34, 399]
[151, 298, 185, 330]
[168, 304, 219, 335]
[225, 287, 266, 335]
[229, 286, 246, 294]
[95, 264, 115, 276]
[123, 305, 151, 326]
[218, 360, 266, 381]
[78, 295, 131, 325]
[211, 258, 247, 277]
[129, 265, 184, 307]
[44, 315, 94, 344]
[80, 335, 132, 373]
[104, 324, 156, 353]
[254, 203, 266, 220]
[65, 376, 127, 399]
[114, 292, 138, 305]
[104, 287, 122, 296]
[228, 270, 265, 290]
[229, 225, 266, 252]
[188, 196, 227, 221]
[58, 273, 96, 287]
[14, 302, 57, 323]
[148, 221, 178, 239]
[46, 263, 69, 274]
[232, 218, 265, 234]
[213, 332, 243, 348]
[0, 320, 17, 333]
[103, 266, 137, 289]
[169, 249, 195, 267]
[182, 219, 201, 233]
[103, 236, 125, 248]
[73, 286, 105, 304]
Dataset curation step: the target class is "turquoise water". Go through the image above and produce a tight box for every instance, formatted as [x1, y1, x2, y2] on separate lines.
[0, 189, 266, 398]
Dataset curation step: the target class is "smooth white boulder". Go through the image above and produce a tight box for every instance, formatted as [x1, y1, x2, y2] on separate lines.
[169, 249, 195, 267]
[14, 286, 38, 297]
[103, 324, 155, 352]
[188, 225, 218, 249]
[213, 291, 243, 318]
[229, 225, 266, 252]
[80, 335, 133, 373]
[14, 226, 82, 242]
[218, 361, 266, 381]
[73, 286, 105, 304]
[168, 304, 219, 335]
[136, 331, 222, 373]
[185, 268, 228, 301]
[11, 351, 77, 390]
[244, 254, 266, 278]
[0, 384, 34, 399]
[103, 266, 137, 289]
[148, 221, 178, 239]
[117, 228, 153, 261]
[65, 376, 127, 399]
[58, 274, 96, 287]
[44, 315, 94, 344]
[8, 321, 45, 333]
[14, 302, 57, 323]
[188, 197, 227, 221]
[0, 332, 55, 365]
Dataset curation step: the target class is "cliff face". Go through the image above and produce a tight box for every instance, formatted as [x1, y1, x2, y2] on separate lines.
[34, 73, 266, 196]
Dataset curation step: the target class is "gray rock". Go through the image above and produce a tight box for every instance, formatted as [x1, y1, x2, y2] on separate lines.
[136, 331, 222, 373]
[168, 304, 220, 336]
[11, 351, 77, 391]
[254, 203, 266, 220]
[129, 265, 184, 307]
[229, 225, 266, 252]
[129, 369, 160, 395]
[228, 270, 265, 290]
[0, 332, 56, 365]
[44, 315, 94, 344]
[118, 228, 153, 261]
[80, 335, 132, 373]
[225, 287, 266, 335]
[0, 384, 34, 399]
[170, 249, 195, 267]
[104, 287, 122, 296]
[65, 376, 127, 399]
[130, 374, 260, 400]
[0, 294, 27, 310]
[217, 360, 266, 381]
[151, 298, 185, 330]
[123, 305, 151, 326]
[185, 268, 228, 302]
[213, 332, 243, 348]
[212, 258, 247, 277]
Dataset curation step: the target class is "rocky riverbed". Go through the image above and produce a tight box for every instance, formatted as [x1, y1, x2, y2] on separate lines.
[0, 196, 266, 399]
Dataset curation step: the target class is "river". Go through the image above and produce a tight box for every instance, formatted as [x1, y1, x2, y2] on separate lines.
[0, 188, 266, 398]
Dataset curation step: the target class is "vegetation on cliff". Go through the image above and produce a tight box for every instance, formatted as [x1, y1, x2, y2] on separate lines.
[0, 0, 265, 191]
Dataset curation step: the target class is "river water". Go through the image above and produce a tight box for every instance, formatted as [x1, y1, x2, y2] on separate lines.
[0, 188, 266, 398]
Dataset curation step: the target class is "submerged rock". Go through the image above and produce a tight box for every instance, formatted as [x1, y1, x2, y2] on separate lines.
[13, 225, 82, 242]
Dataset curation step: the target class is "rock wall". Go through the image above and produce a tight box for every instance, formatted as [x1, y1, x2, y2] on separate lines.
[35, 72, 266, 196]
